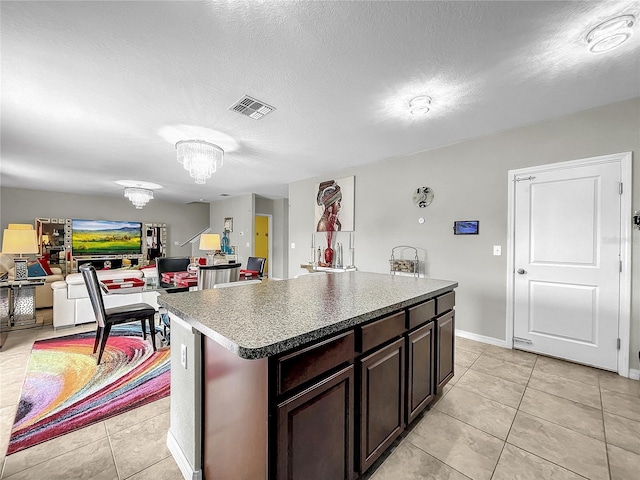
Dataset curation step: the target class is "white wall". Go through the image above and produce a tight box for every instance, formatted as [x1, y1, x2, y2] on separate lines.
[209, 194, 289, 276]
[271, 198, 289, 279]
[209, 194, 254, 266]
[288, 98, 640, 371]
[0, 188, 210, 257]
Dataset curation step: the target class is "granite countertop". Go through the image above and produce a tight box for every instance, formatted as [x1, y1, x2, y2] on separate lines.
[158, 271, 457, 359]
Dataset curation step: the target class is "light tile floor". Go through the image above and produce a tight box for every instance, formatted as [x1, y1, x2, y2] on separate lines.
[0, 310, 181, 480]
[1, 312, 639, 479]
[368, 337, 640, 480]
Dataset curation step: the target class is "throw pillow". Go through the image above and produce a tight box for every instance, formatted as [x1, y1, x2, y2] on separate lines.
[27, 262, 47, 277]
[38, 258, 54, 276]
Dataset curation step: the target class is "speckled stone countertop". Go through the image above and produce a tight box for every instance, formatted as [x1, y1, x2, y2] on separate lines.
[158, 271, 457, 359]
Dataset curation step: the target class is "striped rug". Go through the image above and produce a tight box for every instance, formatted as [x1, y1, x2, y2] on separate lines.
[7, 324, 170, 454]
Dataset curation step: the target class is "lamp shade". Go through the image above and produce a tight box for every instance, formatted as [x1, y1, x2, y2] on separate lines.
[2, 229, 38, 254]
[8, 224, 34, 230]
[199, 233, 221, 252]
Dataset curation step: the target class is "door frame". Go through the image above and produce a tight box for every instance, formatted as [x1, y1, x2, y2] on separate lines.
[506, 152, 632, 377]
[254, 214, 273, 278]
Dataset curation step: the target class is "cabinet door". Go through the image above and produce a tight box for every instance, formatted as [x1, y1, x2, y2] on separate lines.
[359, 337, 405, 473]
[435, 310, 455, 392]
[406, 321, 434, 424]
[276, 365, 355, 480]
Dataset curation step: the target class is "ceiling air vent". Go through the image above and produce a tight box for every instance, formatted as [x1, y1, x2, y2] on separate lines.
[229, 95, 276, 120]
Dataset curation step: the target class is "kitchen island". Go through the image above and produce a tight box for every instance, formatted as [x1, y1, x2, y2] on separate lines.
[159, 271, 457, 480]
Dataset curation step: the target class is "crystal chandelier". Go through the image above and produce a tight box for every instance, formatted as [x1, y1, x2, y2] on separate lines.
[176, 140, 224, 184]
[124, 187, 154, 209]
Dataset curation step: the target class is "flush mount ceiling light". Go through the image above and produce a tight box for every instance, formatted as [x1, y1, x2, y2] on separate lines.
[586, 15, 635, 53]
[115, 180, 162, 209]
[409, 96, 432, 116]
[176, 140, 224, 184]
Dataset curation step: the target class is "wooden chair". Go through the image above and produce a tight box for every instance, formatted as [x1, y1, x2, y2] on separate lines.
[80, 264, 157, 365]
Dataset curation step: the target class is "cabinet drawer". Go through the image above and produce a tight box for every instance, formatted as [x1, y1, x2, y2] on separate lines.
[407, 300, 435, 330]
[359, 311, 406, 353]
[436, 291, 455, 315]
[277, 331, 354, 396]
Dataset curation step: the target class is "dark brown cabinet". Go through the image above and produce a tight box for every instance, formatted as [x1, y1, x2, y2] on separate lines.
[276, 365, 355, 480]
[406, 321, 434, 423]
[274, 293, 455, 479]
[435, 310, 455, 392]
[358, 337, 405, 473]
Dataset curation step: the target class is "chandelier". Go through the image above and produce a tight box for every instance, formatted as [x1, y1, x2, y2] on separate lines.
[176, 140, 224, 184]
[124, 187, 154, 209]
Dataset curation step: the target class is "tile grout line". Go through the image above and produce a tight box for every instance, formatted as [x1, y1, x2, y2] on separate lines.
[488, 351, 538, 479]
[404, 438, 473, 480]
[106, 427, 122, 480]
[598, 374, 613, 480]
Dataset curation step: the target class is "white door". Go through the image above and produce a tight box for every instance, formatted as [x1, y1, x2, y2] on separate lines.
[512, 159, 622, 371]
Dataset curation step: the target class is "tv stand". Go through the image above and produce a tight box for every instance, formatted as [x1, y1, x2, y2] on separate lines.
[72, 255, 141, 272]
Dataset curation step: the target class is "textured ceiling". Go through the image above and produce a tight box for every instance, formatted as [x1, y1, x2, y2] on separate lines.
[1, 1, 639, 204]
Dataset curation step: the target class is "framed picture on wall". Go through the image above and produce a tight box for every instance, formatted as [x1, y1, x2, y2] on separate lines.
[314, 175, 355, 232]
[224, 217, 233, 232]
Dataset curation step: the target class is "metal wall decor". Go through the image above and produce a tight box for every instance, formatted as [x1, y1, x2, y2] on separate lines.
[412, 187, 434, 208]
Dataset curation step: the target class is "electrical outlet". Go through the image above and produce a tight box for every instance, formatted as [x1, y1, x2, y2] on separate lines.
[181, 344, 187, 369]
[291, 243, 296, 249]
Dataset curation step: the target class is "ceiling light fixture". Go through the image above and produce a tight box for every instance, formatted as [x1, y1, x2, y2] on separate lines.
[124, 186, 154, 209]
[116, 180, 162, 209]
[176, 140, 224, 184]
[586, 15, 635, 53]
[409, 96, 432, 116]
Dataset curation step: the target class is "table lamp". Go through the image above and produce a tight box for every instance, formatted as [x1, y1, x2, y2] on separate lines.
[199, 233, 221, 266]
[2, 225, 39, 281]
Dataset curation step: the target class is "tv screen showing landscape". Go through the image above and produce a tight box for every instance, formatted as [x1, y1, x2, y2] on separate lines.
[72, 219, 142, 255]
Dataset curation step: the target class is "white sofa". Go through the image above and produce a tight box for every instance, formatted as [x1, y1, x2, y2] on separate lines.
[52, 269, 160, 329]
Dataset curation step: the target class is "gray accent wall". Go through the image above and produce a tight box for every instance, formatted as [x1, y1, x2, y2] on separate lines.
[209, 194, 254, 267]
[0, 187, 210, 257]
[210, 194, 289, 277]
[288, 98, 640, 371]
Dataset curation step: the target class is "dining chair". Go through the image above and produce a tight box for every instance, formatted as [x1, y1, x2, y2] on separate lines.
[240, 257, 266, 279]
[156, 257, 191, 291]
[80, 264, 157, 365]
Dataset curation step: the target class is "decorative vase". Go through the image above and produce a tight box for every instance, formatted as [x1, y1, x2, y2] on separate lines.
[324, 246, 334, 266]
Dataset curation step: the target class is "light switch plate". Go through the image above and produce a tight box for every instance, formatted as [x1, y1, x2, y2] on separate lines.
[493, 245, 502, 256]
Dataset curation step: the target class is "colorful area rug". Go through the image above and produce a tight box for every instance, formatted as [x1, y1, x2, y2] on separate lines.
[8, 324, 170, 454]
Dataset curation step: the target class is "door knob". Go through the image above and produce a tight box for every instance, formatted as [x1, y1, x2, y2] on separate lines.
[517, 268, 527, 275]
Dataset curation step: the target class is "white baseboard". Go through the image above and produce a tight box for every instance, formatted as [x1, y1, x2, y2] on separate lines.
[629, 369, 640, 381]
[455, 329, 507, 348]
[167, 431, 202, 480]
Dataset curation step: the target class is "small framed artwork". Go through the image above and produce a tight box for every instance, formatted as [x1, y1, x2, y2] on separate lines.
[224, 217, 233, 232]
[453, 220, 479, 235]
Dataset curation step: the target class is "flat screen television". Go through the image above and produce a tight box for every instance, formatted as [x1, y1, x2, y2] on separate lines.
[453, 220, 479, 235]
[72, 219, 142, 255]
